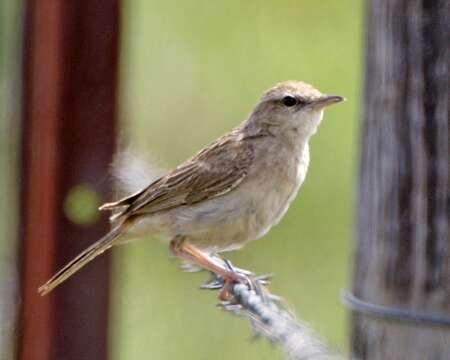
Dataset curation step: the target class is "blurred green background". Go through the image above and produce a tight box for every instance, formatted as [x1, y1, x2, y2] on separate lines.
[0, 0, 362, 359]
[0, 1, 21, 358]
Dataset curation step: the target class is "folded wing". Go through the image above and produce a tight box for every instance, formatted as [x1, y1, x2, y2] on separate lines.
[100, 133, 254, 222]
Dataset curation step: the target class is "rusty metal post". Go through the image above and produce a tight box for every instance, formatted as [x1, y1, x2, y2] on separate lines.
[18, 1, 120, 360]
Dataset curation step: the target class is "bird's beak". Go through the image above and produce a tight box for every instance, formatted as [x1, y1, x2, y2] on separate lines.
[309, 95, 345, 109]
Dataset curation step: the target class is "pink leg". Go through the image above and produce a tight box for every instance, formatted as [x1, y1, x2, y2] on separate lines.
[170, 237, 248, 300]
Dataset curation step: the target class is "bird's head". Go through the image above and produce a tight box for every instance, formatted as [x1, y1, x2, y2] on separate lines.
[246, 80, 344, 143]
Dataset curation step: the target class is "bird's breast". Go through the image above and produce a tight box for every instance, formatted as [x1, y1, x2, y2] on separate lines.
[245, 143, 310, 240]
[163, 142, 310, 253]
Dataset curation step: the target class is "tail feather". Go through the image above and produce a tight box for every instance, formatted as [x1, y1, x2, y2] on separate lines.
[38, 226, 123, 296]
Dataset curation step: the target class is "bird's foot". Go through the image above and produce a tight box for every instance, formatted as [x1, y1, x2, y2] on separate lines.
[200, 257, 273, 303]
[170, 238, 271, 301]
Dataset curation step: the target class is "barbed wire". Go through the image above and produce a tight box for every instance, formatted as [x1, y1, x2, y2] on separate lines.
[201, 268, 344, 360]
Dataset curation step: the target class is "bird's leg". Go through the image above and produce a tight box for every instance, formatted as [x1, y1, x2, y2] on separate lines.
[169, 236, 249, 300]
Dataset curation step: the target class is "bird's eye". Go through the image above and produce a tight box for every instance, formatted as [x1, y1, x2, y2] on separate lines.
[282, 96, 298, 107]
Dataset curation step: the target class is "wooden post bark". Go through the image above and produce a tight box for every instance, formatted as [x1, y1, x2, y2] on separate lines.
[351, 0, 449, 359]
[18, 1, 120, 360]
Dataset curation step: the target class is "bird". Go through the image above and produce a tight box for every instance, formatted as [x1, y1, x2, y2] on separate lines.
[38, 80, 344, 297]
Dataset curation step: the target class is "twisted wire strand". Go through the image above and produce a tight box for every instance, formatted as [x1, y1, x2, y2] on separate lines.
[220, 282, 343, 360]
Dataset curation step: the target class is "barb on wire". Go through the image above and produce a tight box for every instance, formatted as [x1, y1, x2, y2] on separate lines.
[200, 264, 343, 360]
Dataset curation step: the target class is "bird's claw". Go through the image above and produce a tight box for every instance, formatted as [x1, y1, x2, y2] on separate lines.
[200, 272, 224, 289]
[199, 257, 274, 304]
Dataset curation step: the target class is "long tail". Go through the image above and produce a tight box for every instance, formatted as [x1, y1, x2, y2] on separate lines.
[38, 225, 123, 296]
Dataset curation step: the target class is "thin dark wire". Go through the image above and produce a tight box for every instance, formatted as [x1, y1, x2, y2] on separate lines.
[342, 290, 450, 327]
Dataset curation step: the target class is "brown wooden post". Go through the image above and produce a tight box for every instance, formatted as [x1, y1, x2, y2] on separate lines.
[350, 0, 449, 359]
[18, 1, 120, 360]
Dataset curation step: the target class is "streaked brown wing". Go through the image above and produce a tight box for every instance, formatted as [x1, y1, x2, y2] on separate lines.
[107, 133, 254, 220]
